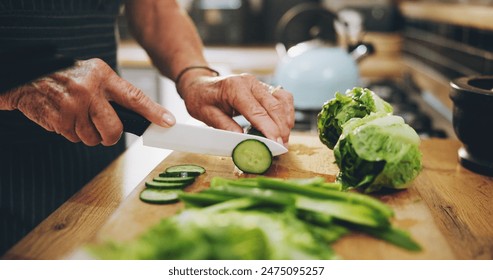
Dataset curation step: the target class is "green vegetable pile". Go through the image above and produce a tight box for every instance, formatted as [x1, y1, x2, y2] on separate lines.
[89, 176, 421, 260]
[317, 87, 422, 193]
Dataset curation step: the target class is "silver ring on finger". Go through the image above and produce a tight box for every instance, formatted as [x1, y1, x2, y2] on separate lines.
[269, 85, 283, 95]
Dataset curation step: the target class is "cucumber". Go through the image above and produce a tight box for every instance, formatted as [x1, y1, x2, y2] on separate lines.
[159, 171, 196, 178]
[232, 139, 273, 174]
[256, 177, 394, 218]
[162, 164, 206, 177]
[139, 189, 182, 204]
[152, 176, 195, 185]
[145, 180, 189, 189]
[140, 164, 206, 204]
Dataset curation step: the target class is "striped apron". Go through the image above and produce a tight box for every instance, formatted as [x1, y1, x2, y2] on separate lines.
[0, 0, 125, 255]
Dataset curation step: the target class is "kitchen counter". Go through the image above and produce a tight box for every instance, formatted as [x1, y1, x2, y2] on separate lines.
[3, 133, 493, 260]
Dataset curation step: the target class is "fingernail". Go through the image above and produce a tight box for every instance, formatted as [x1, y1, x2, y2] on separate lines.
[277, 137, 284, 145]
[162, 112, 176, 126]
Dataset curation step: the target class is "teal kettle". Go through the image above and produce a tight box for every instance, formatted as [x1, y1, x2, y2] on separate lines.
[274, 3, 374, 111]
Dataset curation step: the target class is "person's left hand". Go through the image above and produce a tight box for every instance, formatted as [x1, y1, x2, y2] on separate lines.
[178, 73, 295, 147]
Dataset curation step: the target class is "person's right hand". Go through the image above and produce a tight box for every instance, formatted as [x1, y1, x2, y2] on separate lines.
[0, 58, 175, 146]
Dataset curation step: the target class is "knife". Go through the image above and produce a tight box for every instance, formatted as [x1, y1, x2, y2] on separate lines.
[111, 103, 288, 157]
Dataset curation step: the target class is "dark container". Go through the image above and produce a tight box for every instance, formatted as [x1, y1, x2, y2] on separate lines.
[450, 76, 493, 176]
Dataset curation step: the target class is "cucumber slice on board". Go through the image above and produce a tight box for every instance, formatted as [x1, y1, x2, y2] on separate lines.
[232, 139, 273, 174]
[162, 164, 206, 177]
[139, 189, 182, 204]
[145, 181, 189, 189]
[152, 176, 196, 185]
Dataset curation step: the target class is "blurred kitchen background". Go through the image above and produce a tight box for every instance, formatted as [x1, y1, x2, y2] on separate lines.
[116, 0, 493, 144]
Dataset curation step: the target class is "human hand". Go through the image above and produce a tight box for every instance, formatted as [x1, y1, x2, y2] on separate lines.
[0, 58, 175, 146]
[177, 73, 295, 146]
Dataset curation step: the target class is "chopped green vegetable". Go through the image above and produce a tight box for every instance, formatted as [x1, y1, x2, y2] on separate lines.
[205, 184, 296, 207]
[201, 197, 260, 213]
[317, 87, 393, 149]
[297, 209, 334, 226]
[349, 224, 422, 251]
[92, 176, 421, 260]
[178, 192, 232, 207]
[309, 224, 350, 244]
[255, 176, 394, 218]
[88, 210, 337, 260]
[210, 176, 259, 188]
[208, 176, 390, 227]
[296, 196, 388, 228]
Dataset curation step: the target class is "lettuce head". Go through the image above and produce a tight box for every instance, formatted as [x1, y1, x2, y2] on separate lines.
[317, 87, 393, 149]
[334, 113, 422, 193]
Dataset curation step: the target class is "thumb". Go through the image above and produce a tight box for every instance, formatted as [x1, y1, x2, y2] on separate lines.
[105, 74, 175, 127]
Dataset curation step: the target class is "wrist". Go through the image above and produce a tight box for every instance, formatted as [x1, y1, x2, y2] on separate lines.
[174, 66, 219, 96]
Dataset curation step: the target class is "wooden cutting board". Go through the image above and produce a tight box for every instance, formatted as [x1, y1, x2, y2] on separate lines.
[82, 134, 493, 260]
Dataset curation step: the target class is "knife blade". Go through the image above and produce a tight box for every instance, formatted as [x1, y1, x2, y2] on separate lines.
[111, 103, 288, 157]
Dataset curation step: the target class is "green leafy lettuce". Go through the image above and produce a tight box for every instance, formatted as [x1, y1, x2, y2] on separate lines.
[334, 113, 422, 193]
[88, 209, 338, 260]
[317, 87, 393, 149]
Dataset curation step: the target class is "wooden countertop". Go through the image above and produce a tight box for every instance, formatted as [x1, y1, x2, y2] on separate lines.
[3, 133, 493, 260]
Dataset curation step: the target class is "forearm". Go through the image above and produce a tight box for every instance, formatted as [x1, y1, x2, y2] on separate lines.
[125, 0, 210, 81]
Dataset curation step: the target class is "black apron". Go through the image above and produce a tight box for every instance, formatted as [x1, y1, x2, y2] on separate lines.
[0, 0, 125, 255]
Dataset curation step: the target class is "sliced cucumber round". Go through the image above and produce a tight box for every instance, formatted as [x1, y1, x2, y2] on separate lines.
[232, 139, 273, 174]
[152, 176, 196, 185]
[162, 164, 206, 177]
[145, 180, 189, 189]
[158, 171, 194, 178]
[139, 189, 182, 204]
